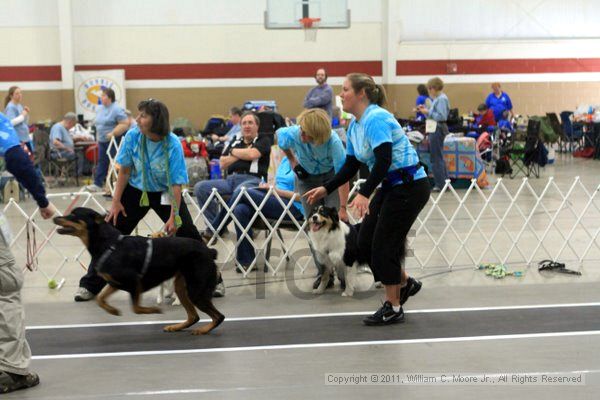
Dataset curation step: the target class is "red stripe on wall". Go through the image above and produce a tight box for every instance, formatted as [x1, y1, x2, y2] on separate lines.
[0, 66, 62, 82]
[396, 58, 600, 75]
[74, 61, 382, 80]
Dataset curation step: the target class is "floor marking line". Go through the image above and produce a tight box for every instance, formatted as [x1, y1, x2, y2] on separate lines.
[31, 330, 600, 360]
[26, 302, 600, 330]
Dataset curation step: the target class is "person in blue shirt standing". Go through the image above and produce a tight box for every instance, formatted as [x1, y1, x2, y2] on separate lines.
[414, 84, 431, 122]
[418, 77, 450, 192]
[305, 73, 430, 326]
[277, 108, 349, 289]
[0, 112, 55, 395]
[303, 68, 334, 119]
[3, 87, 32, 149]
[74, 99, 226, 300]
[85, 87, 129, 192]
[485, 82, 513, 122]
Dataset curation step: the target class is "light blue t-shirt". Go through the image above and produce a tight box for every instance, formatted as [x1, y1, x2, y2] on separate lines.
[116, 127, 188, 193]
[275, 157, 304, 215]
[49, 122, 74, 151]
[277, 125, 346, 175]
[346, 104, 426, 182]
[3, 102, 29, 142]
[0, 113, 21, 156]
[95, 103, 127, 143]
[427, 93, 450, 122]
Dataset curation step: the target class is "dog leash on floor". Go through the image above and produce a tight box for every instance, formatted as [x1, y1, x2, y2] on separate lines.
[25, 219, 38, 271]
[538, 260, 582, 276]
[477, 263, 523, 278]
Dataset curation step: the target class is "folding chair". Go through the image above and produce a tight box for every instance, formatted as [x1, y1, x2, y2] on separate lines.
[546, 113, 568, 153]
[560, 111, 584, 152]
[48, 150, 80, 187]
[508, 119, 542, 179]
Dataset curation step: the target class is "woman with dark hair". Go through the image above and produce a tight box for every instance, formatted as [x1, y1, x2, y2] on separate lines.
[74, 99, 226, 301]
[85, 87, 129, 193]
[414, 84, 431, 122]
[4, 86, 32, 148]
[304, 73, 430, 326]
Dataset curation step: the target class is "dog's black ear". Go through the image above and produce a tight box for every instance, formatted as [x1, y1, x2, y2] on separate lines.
[329, 207, 339, 224]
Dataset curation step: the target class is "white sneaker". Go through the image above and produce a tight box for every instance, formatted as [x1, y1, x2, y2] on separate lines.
[84, 184, 102, 192]
[74, 287, 95, 302]
[213, 276, 225, 297]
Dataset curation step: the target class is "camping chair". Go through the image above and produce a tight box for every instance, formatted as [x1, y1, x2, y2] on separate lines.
[560, 111, 584, 152]
[508, 119, 542, 179]
[547, 112, 568, 153]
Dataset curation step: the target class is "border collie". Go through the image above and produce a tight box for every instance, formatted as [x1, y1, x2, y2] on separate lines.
[308, 206, 364, 297]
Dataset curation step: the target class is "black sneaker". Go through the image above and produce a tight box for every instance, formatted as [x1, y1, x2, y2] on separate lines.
[312, 274, 335, 290]
[363, 301, 404, 326]
[400, 277, 422, 306]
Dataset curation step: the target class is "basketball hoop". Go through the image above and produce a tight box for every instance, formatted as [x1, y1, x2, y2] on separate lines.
[299, 17, 321, 42]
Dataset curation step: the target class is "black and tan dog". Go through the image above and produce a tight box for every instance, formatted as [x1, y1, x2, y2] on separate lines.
[54, 207, 224, 335]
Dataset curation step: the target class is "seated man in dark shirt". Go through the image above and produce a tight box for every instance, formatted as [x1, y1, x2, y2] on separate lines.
[194, 111, 271, 234]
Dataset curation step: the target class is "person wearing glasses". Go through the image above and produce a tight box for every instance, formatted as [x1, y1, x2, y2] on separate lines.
[74, 99, 227, 301]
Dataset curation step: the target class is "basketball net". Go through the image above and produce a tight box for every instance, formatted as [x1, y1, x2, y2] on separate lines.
[300, 17, 320, 42]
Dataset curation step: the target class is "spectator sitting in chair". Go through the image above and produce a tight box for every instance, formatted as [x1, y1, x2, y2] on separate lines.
[49, 112, 84, 176]
[194, 111, 271, 237]
[497, 110, 514, 133]
[474, 103, 496, 131]
[211, 107, 242, 144]
[211, 155, 304, 272]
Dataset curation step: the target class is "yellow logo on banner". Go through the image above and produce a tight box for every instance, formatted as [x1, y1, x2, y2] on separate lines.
[77, 76, 122, 113]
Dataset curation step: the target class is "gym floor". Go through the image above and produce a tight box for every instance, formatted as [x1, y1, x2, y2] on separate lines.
[6, 154, 600, 399]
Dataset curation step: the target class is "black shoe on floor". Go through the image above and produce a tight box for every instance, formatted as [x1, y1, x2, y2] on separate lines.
[363, 301, 404, 326]
[400, 277, 422, 306]
[312, 274, 335, 290]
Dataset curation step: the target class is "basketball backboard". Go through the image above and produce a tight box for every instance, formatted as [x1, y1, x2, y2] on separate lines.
[265, 0, 350, 29]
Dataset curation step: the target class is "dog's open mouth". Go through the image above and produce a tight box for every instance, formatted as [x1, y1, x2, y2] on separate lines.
[310, 221, 324, 232]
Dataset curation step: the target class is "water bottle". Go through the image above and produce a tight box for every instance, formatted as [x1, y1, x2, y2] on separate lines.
[209, 159, 222, 180]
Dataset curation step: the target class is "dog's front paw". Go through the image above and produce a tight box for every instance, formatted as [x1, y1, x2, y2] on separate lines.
[341, 290, 354, 297]
[312, 288, 325, 295]
[107, 307, 121, 316]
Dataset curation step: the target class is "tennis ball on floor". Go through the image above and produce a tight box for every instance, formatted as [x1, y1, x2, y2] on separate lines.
[48, 279, 58, 289]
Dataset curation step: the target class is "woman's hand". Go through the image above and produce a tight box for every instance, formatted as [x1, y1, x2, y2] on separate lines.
[349, 193, 370, 219]
[164, 215, 178, 236]
[303, 186, 327, 205]
[105, 201, 127, 226]
[338, 206, 349, 222]
[258, 182, 270, 190]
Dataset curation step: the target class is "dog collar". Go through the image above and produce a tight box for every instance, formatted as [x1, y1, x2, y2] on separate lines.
[95, 235, 153, 279]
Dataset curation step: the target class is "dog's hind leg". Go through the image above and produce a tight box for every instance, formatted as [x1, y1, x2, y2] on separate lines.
[131, 281, 162, 314]
[97, 285, 121, 316]
[191, 299, 225, 335]
[163, 274, 200, 332]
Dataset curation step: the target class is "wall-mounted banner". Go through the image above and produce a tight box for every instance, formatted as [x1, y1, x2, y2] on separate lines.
[74, 69, 126, 120]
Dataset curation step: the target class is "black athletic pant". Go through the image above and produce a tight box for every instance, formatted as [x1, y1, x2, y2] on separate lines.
[80, 184, 202, 294]
[357, 178, 430, 285]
